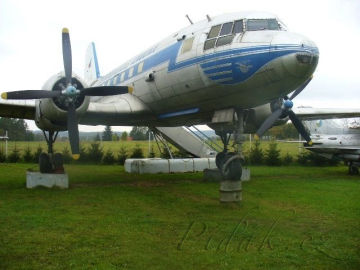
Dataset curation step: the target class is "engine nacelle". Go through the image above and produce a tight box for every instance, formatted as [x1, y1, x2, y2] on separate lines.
[244, 100, 287, 133]
[35, 72, 89, 131]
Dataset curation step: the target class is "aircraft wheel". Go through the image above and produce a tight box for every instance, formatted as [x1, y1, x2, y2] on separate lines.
[221, 153, 242, 181]
[39, 153, 52, 173]
[215, 152, 227, 169]
[53, 153, 65, 173]
[349, 165, 359, 175]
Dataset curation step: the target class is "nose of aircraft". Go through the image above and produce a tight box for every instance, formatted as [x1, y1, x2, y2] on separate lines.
[271, 32, 319, 78]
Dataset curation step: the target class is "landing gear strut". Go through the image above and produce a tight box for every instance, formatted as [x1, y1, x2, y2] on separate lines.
[39, 130, 64, 174]
[215, 110, 245, 180]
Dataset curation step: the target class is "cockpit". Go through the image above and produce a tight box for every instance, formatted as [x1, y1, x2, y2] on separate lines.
[204, 18, 286, 50]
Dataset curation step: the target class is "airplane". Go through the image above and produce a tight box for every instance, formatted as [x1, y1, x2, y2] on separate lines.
[0, 11, 320, 178]
[302, 117, 360, 175]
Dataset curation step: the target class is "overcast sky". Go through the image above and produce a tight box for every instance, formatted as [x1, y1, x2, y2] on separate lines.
[0, 0, 359, 132]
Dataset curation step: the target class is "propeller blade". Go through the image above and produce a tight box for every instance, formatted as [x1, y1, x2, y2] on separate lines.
[62, 28, 72, 86]
[1, 90, 61, 100]
[67, 103, 80, 159]
[289, 76, 313, 100]
[288, 110, 312, 144]
[255, 108, 284, 139]
[80, 86, 133, 96]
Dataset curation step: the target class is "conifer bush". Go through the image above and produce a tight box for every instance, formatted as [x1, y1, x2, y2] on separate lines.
[117, 146, 128, 165]
[23, 146, 34, 163]
[265, 142, 281, 166]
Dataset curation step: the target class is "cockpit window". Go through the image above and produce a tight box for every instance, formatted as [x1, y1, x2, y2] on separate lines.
[205, 20, 244, 51]
[208, 25, 221, 39]
[220, 22, 233, 36]
[246, 19, 280, 31]
[233, 20, 244, 34]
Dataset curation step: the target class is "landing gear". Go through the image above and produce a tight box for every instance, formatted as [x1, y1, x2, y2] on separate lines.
[214, 110, 245, 181]
[39, 131, 64, 174]
[348, 162, 359, 175]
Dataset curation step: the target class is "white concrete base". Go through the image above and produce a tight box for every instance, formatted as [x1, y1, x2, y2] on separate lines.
[125, 158, 217, 174]
[26, 171, 69, 189]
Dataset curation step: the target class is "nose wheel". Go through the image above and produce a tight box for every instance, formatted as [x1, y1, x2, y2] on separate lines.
[216, 151, 243, 180]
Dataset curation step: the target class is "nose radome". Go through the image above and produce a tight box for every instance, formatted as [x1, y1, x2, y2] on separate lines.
[271, 32, 319, 78]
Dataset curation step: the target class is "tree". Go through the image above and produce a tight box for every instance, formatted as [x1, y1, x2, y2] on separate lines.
[0, 118, 34, 141]
[121, 131, 128, 141]
[94, 133, 101, 141]
[112, 133, 119, 141]
[129, 126, 148, 140]
[102, 125, 113, 141]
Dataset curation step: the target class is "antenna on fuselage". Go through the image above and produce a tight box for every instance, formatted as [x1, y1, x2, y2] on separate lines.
[206, 14, 212, 22]
[185, 14, 193, 25]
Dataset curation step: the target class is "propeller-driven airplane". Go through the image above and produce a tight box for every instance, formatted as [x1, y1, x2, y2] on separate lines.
[302, 117, 360, 175]
[0, 12, 319, 178]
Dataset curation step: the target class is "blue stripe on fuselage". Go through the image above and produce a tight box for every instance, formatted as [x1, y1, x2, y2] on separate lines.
[103, 42, 318, 85]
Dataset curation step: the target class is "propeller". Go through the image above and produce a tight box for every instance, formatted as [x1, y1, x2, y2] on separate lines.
[1, 28, 133, 159]
[254, 77, 313, 145]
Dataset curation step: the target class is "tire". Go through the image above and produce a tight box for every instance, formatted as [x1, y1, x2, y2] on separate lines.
[53, 153, 64, 170]
[215, 152, 227, 169]
[222, 154, 242, 181]
[39, 153, 52, 173]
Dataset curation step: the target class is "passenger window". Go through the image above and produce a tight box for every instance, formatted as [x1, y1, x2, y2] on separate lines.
[181, 37, 195, 54]
[220, 22, 233, 36]
[233, 20, 243, 34]
[216, 35, 234, 47]
[128, 67, 134, 78]
[120, 72, 125, 82]
[138, 62, 144, 73]
[208, 25, 221, 39]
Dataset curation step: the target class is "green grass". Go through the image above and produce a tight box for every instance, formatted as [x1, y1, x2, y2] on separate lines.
[0, 163, 359, 269]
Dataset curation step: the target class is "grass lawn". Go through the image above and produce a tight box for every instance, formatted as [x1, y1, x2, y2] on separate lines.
[0, 163, 359, 269]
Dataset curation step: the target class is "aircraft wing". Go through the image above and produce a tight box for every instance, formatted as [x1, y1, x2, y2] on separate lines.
[305, 145, 360, 154]
[293, 107, 360, 120]
[0, 100, 36, 120]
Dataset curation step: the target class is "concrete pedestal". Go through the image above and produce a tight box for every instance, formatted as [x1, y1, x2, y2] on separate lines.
[26, 171, 69, 189]
[219, 180, 242, 202]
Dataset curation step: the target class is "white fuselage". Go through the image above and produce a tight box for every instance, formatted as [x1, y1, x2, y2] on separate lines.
[81, 12, 319, 127]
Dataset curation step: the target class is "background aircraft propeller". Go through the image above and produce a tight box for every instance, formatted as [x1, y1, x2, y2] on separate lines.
[1, 28, 133, 159]
[254, 77, 313, 145]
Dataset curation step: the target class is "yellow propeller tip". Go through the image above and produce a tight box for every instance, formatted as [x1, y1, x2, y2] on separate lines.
[308, 140, 313, 146]
[1, 92, 7, 99]
[62, 28, 69, 33]
[72, 154, 80, 160]
[254, 134, 260, 141]
[128, 86, 134, 94]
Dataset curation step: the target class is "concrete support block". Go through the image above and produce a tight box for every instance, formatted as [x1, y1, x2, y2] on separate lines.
[26, 171, 69, 189]
[219, 180, 242, 202]
[124, 158, 217, 174]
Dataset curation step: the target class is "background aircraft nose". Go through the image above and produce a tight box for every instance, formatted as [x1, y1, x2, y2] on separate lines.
[271, 32, 319, 78]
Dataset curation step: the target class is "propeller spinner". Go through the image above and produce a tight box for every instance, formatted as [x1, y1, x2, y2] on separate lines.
[1, 28, 133, 159]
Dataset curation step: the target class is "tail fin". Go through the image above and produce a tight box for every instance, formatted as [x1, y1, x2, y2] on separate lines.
[84, 42, 100, 85]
